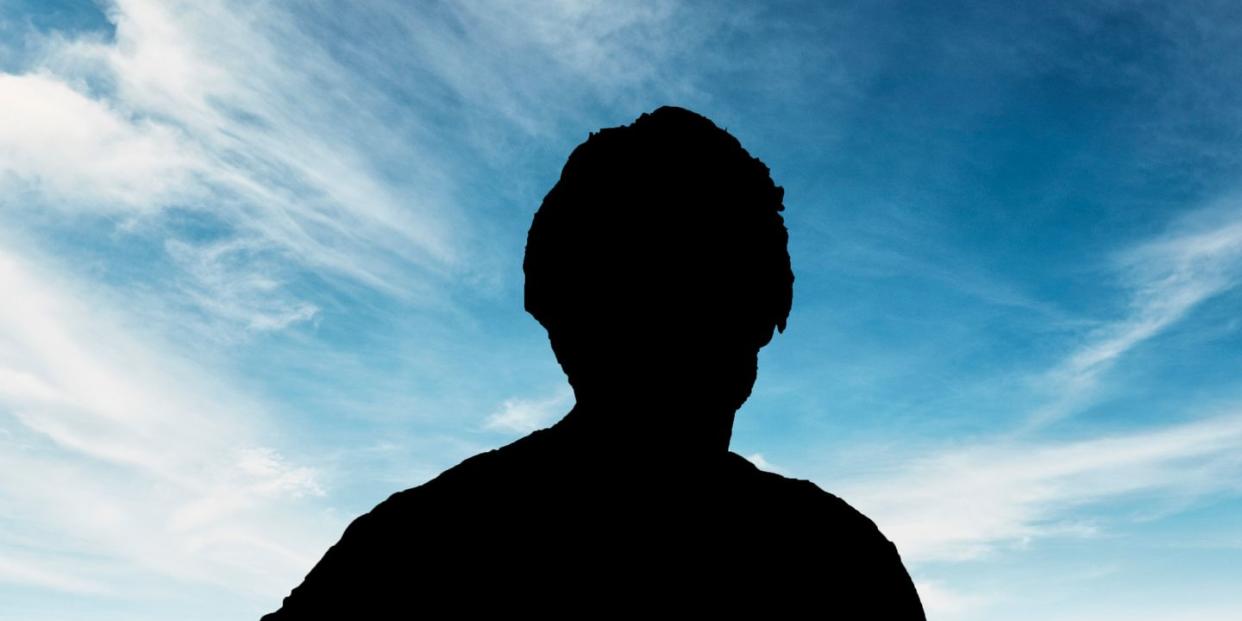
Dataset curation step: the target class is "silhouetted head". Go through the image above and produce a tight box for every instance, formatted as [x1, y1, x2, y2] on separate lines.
[524, 106, 793, 422]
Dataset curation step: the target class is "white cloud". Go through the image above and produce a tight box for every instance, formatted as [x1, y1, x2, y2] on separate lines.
[912, 580, 991, 618]
[0, 72, 199, 212]
[838, 412, 1242, 564]
[484, 386, 573, 434]
[744, 452, 786, 475]
[0, 244, 330, 604]
[815, 200, 1242, 618]
[0, 555, 109, 596]
[1054, 609, 1242, 621]
[2, 0, 464, 335]
[1032, 202, 1242, 424]
[164, 237, 319, 334]
[0, 0, 742, 340]
[0, 2, 739, 608]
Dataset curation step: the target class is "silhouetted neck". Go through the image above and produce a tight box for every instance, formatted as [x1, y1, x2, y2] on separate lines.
[550, 398, 736, 462]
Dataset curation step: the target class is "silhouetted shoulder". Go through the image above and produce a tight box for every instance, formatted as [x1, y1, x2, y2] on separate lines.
[265, 438, 924, 618]
[262, 430, 557, 619]
[723, 452, 926, 620]
[378, 429, 551, 503]
[725, 451, 882, 529]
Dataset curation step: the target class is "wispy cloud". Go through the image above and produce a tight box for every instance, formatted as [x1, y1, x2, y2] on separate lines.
[912, 580, 991, 619]
[483, 386, 572, 434]
[840, 412, 1242, 563]
[0, 71, 198, 211]
[0, 3, 729, 605]
[163, 237, 319, 334]
[1055, 609, 1242, 621]
[0, 244, 328, 605]
[2, 0, 466, 336]
[1032, 202, 1242, 424]
[0, 0, 739, 341]
[744, 452, 787, 475]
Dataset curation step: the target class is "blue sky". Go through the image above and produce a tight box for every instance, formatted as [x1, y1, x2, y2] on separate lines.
[1, 1, 1241, 619]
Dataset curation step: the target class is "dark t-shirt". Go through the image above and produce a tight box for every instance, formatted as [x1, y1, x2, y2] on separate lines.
[264, 423, 925, 618]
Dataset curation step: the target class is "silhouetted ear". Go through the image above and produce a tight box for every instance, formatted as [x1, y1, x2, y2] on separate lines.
[757, 324, 778, 348]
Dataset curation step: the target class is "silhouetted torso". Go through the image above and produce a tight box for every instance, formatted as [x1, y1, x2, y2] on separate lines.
[262, 405, 923, 618]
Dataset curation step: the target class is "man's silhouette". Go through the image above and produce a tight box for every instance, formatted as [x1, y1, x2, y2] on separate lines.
[264, 106, 925, 618]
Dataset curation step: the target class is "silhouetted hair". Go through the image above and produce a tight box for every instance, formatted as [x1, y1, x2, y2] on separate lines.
[524, 106, 793, 350]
